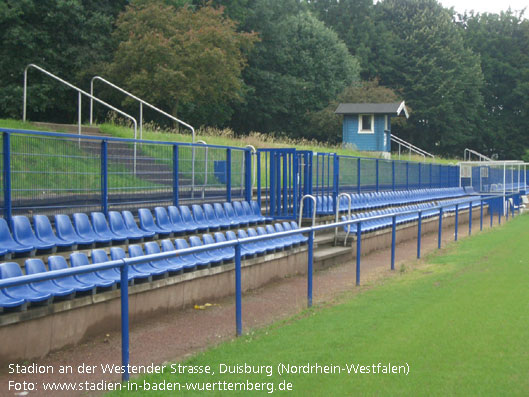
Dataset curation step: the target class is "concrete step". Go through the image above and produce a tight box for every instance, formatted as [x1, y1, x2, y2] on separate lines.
[313, 245, 351, 264]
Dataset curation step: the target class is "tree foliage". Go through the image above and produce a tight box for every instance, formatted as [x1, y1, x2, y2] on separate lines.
[105, 0, 257, 127]
[231, 0, 360, 137]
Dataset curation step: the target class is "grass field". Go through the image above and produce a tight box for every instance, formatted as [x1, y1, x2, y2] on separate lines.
[109, 213, 529, 396]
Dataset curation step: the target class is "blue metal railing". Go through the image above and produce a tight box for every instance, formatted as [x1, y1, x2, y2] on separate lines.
[0, 192, 516, 384]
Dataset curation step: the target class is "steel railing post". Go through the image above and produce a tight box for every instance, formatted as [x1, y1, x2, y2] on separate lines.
[173, 145, 179, 207]
[308, 230, 314, 307]
[120, 261, 130, 382]
[244, 149, 252, 202]
[356, 221, 362, 286]
[469, 203, 472, 235]
[391, 215, 396, 270]
[226, 148, 232, 202]
[101, 140, 108, 216]
[455, 204, 459, 241]
[3, 132, 12, 227]
[417, 211, 422, 259]
[375, 159, 379, 192]
[480, 200, 483, 231]
[235, 243, 242, 336]
[357, 158, 361, 194]
[438, 207, 443, 249]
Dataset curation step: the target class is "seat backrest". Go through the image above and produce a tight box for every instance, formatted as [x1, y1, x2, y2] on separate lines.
[250, 201, 262, 216]
[214, 232, 227, 243]
[73, 213, 95, 236]
[48, 255, 69, 271]
[202, 234, 216, 245]
[110, 247, 126, 261]
[161, 239, 176, 252]
[226, 231, 237, 241]
[223, 202, 237, 218]
[175, 238, 190, 250]
[91, 212, 111, 234]
[33, 215, 55, 240]
[91, 249, 110, 264]
[108, 211, 127, 233]
[232, 201, 246, 217]
[0, 262, 24, 278]
[138, 208, 156, 228]
[0, 217, 17, 244]
[265, 225, 276, 234]
[238, 229, 249, 239]
[191, 205, 206, 222]
[55, 214, 78, 240]
[257, 226, 267, 235]
[144, 241, 161, 255]
[167, 206, 184, 225]
[179, 206, 194, 223]
[189, 235, 204, 247]
[282, 222, 292, 231]
[70, 252, 90, 267]
[274, 223, 285, 232]
[154, 207, 173, 227]
[241, 201, 253, 216]
[247, 228, 258, 237]
[203, 204, 217, 221]
[213, 203, 227, 219]
[25, 258, 47, 275]
[122, 211, 140, 231]
[12, 215, 36, 242]
[128, 244, 144, 258]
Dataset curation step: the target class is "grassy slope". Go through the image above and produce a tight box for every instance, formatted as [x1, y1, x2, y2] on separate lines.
[110, 214, 529, 396]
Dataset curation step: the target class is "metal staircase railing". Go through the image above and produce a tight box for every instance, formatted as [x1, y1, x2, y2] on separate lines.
[390, 133, 435, 161]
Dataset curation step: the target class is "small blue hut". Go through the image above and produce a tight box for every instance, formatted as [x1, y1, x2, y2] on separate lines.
[335, 101, 409, 154]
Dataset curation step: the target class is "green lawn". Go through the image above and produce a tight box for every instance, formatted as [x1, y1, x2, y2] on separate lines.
[110, 214, 529, 396]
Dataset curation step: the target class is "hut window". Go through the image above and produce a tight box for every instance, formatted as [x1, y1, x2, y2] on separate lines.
[359, 114, 374, 134]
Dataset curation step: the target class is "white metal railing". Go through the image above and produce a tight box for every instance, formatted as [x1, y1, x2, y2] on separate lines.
[464, 148, 492, 162]
[89, 76, 195, 142]
[194, 140, 208, 199]
[335, 193, 352, 245]
[243, 145, 257, 197]
[390, 133, 435, 161]
[23, 64, 140, 173]
[299, 195, 317, 228]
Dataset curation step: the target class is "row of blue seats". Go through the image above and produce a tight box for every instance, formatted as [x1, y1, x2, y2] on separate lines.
[0, 222, 307, 312]
[0, 201, 270, 258]
[316, 187, 470, 215]
[341, 198, 482, 235]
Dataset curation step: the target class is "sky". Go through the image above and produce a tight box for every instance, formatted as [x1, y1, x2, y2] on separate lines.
[438, 0, 528, 15]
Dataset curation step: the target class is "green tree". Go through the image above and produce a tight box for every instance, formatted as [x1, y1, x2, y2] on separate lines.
[232, 1, 360, 138]
[370, 0, 484, 156]
[0, 0, 126, 120]
[457, 10, 529, 158]
[105, 1, 257, 127]
[308, 79, 403, 144]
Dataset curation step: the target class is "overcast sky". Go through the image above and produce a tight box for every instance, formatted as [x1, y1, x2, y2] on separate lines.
[438, 0, 528, 15]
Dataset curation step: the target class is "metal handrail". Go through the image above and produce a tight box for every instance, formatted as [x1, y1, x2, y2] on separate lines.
[23, 64, 140, 174]
[334, 193, 352, 245]
[298, 194, 317, 228]
[464, 148, 491, 162]
[245, 145, 257, 191]
[390, 134, 434, 161]
[90, 76, 195, 142]
[194, 140, 208, 199]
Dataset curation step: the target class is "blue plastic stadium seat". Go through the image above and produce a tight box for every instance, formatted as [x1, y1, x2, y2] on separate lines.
[128, 245, 168, 278]
[192, 205, 218, 231]
[12, 216, 55, 253]
[55, 214, 95, 248]
[0, 217, 35, 256]
[160, 239, 195, 271]
[255, 227, 278, 253]
[179, 205, 207, 232]
[91, 212, 128, 244]
[0, 289, 27, 312]
[91, 249, 122, 284]
[189, 235, 221, 266]
[271, 223, 294, 249]
[33, 215, 77, 251]
[175, 238, 209, 268]
[204, 204, 230, 229]
[168, 206, 197, 234]
[138, 208, 172, 238]
[73, 213, 111, 245]
[69, 252, 116, 290]
[282, 222, 307, 245]
[144, 241, 183, 273]
[241, 201, 263, 224]
[25, 259, 75, 300]
[213, 232, 236, 259]
[203, 234, 233, 262]
[263, 225, 286, 251]
[225, 230, 252, 258]
[238, 229, 266, 256]
[47, 255, 95, 295]
[234, 201, 256, 225]
[213, 203, 239, 228]
[155, 207, 186, 234]
[110, 247, 151, 283]
[108, 211, 144, 242]
[122, 211, 156, 240]
[250, 201, 272, 223]
[246, 228, 272, 253]
[223, 202, 248, 227]
[277, 223, 301, 247]
[0, 262, 52, 305]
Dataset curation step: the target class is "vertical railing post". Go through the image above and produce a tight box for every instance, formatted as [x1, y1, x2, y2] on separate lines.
[235, 242, 242, 336]
[391, 215, 396, 270]
[498, 199, 501, 225]
[418, 164, 421, 190]
[375, 159, 379, 192]
[3, 132, 12, 227]
[438, 207, 443, 249]
[490, 203, 493, 228]
[256, 151, 262, 207]
[392, 161, 396, 190]
[429, 163, 433, 188]
[78, 92, 82, 137]
[356, 221, 362, 286]
[173, 145, 179, 207]
[333, 155, 339, 215]
[455, 204, 459, 241]
[357, 158, 361, 194]
[480, 200, 483, 231]
[417, 211, 422, 259]
[226, 148, 232, 202]
[101, 140, 108, 216]
[120, 261, 130, 382]
[244, 149, 252, 203]
[469, 203, 472, 235]
[307, 230, 314, 307]
[406, 162, 409, 190]
[439, 164, 442, 188]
